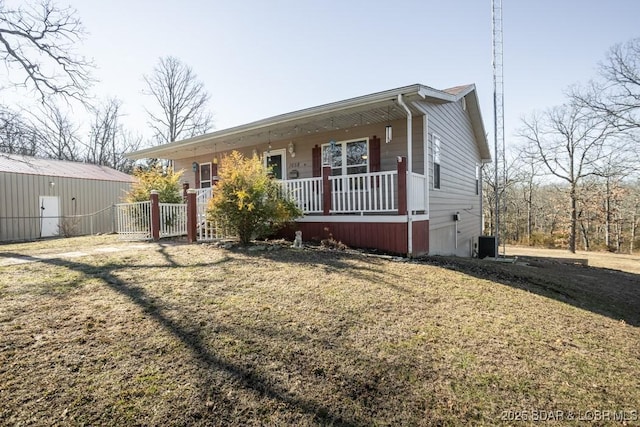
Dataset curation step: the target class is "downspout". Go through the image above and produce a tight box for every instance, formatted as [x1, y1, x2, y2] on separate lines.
[397, 94, 413, 256]
[423, 114, 429, 220]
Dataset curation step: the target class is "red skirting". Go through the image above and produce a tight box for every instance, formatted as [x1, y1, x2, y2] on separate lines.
[279, 219, 429, 256]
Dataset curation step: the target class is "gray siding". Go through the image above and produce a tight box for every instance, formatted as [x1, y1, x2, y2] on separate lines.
[418, 98, 483, 256]
[0, 172, 131, 241]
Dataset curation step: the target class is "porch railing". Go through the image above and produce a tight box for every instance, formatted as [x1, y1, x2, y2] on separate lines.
[410, 172, 427, 212]
[279, 177, 323, 214]
[329, 170, 398, 213]
[195, 187, 212, 205]
[191, 167, 425, 216]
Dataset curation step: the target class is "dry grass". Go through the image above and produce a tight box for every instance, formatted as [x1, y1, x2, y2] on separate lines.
[506, 244, 640, 275]
[0, 237, 639, 426]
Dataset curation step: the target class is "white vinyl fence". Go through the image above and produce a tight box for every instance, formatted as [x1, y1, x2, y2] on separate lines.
[196, 202, 231, 241]
[159, 203, 187, 238]
[115, 201, 151, 240]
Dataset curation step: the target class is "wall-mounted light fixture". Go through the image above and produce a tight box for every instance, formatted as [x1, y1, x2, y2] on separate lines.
[288, 141, 295, 157]
[192, 162, 198, 172]
[212, 156, 218, 165]
[385, 106, 392, 143]
[49, 181, 55, 188]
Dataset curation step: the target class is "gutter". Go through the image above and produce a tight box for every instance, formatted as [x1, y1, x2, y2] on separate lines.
[397, 94, 413, 256]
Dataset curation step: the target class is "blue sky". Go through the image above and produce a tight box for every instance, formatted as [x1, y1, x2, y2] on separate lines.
[7, 1, 640, 152]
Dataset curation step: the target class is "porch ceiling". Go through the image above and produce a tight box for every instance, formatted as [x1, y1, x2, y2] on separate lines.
[127, 83, 486, 161]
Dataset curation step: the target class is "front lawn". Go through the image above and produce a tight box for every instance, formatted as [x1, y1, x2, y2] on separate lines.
[0, 238, 638, 426]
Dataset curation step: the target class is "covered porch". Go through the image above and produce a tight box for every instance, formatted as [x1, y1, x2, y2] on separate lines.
[195, 159, 427, 216]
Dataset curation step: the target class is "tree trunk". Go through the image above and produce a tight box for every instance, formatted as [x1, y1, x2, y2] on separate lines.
[579, 220, 590, 251]
[569, 184, 577, 253]
[605, 178, 613, 251]
[631, 211, 636, 254]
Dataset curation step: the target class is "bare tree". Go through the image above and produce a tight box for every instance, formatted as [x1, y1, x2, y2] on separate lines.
[85, 98, 142, 172]
[143, 56, 213, 145]
[86, 98, 120, 166]
[28, 103, 80, 160]
[0, 0, 92, 102]
[482, 153, 518, 239]
[0, 106, 36, 155]
[625, 181, 640, 253]
[518, 102, 615, 253]
[512, 142, 544, 243]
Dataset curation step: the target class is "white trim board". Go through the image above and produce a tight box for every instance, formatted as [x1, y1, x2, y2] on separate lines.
[296, 214, 430, 223]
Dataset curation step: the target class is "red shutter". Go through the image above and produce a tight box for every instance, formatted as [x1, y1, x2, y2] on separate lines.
[370, 136, 381, 172]
[370, 136, 381, 187]
[212, 162, 219, 186]
[312, 144, 321, 177]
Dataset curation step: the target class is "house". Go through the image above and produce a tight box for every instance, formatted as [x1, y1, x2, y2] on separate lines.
[128, 84, 491, 256]
[0, 154, 134, 241]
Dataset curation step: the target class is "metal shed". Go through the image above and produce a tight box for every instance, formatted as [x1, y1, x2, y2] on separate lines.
[0, 154, 134, 242]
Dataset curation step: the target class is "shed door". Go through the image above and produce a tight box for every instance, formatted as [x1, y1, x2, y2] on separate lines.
[39, 196, 59, 237]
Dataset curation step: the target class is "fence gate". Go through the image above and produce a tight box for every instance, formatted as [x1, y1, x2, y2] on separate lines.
[115, 201, 189, 240]
[115, 201, 152, 240]
[159, 203, 187, 238]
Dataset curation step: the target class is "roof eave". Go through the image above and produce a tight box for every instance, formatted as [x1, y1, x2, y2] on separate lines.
[463, 87, 491, 161]
[127, 84, 458, 160]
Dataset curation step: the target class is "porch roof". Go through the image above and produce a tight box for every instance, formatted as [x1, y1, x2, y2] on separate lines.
[128, 84, 490, 162]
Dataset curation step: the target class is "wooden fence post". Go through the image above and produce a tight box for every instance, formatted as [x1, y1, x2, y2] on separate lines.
[150, 190, 160, 241]
[186, 189, 197, 243]
[322, 165, 332, 216]
[397, 157, 407, 215]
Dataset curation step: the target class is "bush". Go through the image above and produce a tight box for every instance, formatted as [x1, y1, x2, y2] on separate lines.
[208, 151, 301, 244]
[126, 165, 183, 203]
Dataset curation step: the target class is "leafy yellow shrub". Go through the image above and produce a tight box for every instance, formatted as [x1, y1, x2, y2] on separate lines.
[126, 165, 183, 204]
[208, 151, 301, 244]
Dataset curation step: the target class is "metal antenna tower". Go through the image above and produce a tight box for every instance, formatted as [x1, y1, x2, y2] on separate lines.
[492, 0, 505, 258]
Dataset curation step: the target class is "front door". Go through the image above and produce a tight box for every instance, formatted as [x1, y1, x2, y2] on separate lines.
[199, 162, 212, 188]
[264, 149, 286, 180]
[39, 196, 59, 237]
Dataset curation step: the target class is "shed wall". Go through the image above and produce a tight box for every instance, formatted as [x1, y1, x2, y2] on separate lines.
[0, 172, 132, 241]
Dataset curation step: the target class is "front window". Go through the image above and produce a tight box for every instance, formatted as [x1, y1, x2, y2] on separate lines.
[433, 135, 441, 189]
[322, 138, 368, 176]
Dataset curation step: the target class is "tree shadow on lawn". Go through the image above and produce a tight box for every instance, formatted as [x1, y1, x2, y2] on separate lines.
[6, 253, 372, 426]
[423, 255, 640, 327]
[228, 245, 416, 296]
